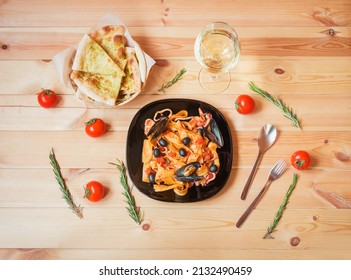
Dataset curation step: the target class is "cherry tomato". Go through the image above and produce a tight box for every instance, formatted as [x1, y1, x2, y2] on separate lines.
[157, 156, 169, 168]
[84, 181, 105, 202]
[85, 118, 106, 138]
[291, 150, 311, 170]
[37, 89, 58, 108]
[235, 95, 255, 114]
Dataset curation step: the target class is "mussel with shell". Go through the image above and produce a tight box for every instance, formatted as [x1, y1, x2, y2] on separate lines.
[145, 109, 173, 140]
[196, 108, 224, 148]
[203, 118, 224, 148]
[174, 162, 203, 182]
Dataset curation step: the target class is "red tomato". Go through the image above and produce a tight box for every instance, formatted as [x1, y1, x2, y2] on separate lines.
[84, 181, 105, 202]
[291, 150, 311, 170]
[157, 156, 166, 165]
[196, 138, 205, 146]
[85, 118, 106, 138]
[157, 156, 169, 168]
[145, 167, 154, 176]
[235, 95, 255, 114]
[203, 148, 212, 162]
[168, 151, 176, 158]
[37, 89, 58, 108]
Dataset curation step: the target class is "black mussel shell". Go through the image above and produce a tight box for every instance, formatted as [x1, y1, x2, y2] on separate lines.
[146, 117, 168, 140]
[174, 162, 203, 182]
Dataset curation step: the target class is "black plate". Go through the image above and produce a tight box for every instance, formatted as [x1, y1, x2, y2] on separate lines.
[126, 98, 233, 202]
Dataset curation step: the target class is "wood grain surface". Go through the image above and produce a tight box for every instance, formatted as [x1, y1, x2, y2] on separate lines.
[0, 0, 350, 260]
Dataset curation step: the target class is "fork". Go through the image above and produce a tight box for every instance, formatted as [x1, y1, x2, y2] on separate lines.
[236, 159, 286, 228]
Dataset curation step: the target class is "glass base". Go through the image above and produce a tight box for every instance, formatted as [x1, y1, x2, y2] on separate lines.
[198, 68, 231, 93]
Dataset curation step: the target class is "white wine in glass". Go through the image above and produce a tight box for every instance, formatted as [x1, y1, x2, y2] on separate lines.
[194, 22, 240, 93]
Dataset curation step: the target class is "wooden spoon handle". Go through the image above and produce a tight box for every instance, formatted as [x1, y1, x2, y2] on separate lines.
[241, 151, 262, 200]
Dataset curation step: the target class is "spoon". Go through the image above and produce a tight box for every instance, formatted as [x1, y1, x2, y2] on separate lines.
[240, 124, 277, 200]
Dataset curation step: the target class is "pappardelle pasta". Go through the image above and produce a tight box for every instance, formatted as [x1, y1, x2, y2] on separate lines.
[142, 107, 223, 196]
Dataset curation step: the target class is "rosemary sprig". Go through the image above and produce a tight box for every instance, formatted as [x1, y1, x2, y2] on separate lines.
[109, 159, 142, 225]
[49, 148, 83, 219]
[158, 68, 187, 93]
[263, 173, 298, 239]
[248, 81, 301, 129]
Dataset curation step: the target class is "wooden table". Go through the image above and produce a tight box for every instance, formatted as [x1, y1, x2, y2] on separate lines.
[0, 0, 350, 260]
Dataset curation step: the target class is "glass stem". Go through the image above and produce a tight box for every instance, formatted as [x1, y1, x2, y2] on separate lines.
[210, 73, 219, 81]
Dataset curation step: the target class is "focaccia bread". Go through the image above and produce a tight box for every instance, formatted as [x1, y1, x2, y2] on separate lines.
[72, 34, 125, 77]
[89, 25, 127, 72]
[70, 70, 123, 106]
[71, 25, 144, 107]
[119, 47, 142, 102]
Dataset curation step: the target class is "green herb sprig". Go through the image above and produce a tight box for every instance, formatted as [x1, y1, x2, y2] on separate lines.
[109, 160, 142, 225]
[248, 81, 301, 129]
[49, 148, 83, 219]
[158, 68, 187, 93]
[263, 173, 298, 239]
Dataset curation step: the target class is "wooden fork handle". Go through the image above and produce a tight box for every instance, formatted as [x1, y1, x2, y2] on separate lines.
[236, 180, 272, 228]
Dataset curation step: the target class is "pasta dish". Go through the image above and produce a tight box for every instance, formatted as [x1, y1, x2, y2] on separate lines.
[142, 107, 223, 196]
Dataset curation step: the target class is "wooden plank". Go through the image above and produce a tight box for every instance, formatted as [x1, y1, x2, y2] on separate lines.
[0, 0, 350, 27]
[1, 26, 350, 60]
[0, 130, 350, 169]
[0, 248, 350, 260]
[0, 93, 350, 131]
[1, 167, 350, 210]
[2, 26, 350, 41]
[1, 57, 350, 97]
[0, 208, 350, 250]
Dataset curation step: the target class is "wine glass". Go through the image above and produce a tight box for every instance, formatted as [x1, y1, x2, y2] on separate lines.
[194, 22, 240, 93]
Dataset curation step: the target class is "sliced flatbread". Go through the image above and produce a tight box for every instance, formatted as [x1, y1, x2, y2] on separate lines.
[89, 25, 127, 72]
[72, 34, 125, 77]
[134, 42, 147, 83]
[120, 47, 142, 94]
[70, 70, 123, 106]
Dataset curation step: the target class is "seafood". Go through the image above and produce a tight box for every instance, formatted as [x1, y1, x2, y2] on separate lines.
[203, 118, 224, 148]
[142, 107, 222, 196]
[189, 108, 223, 148]
[146, 116, 168, 140]
[145, 109, 172, 140]
[174, 162, 203, 182]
